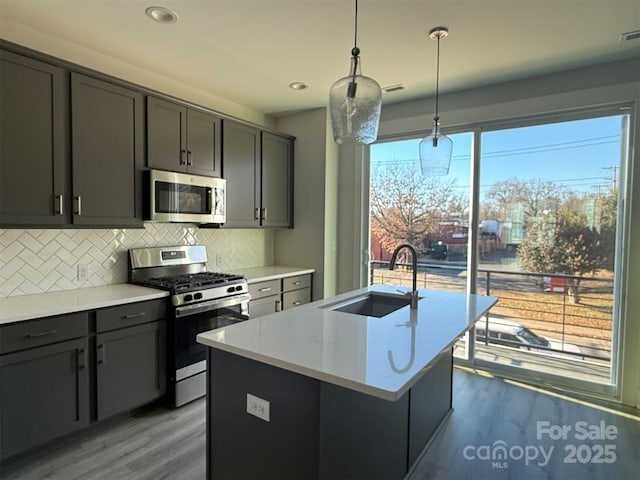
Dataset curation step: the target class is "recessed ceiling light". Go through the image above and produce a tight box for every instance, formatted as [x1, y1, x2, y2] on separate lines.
[289, 82, 309, 91]
[145, 6, 178, 24]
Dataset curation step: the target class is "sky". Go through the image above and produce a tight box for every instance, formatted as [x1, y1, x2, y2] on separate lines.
[371, 114, 626, 198]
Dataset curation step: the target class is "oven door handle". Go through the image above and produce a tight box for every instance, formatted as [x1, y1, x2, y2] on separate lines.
[174, 293, 251, 318]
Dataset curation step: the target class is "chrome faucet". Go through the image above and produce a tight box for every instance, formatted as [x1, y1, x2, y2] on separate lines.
[389, 243, 419, 309]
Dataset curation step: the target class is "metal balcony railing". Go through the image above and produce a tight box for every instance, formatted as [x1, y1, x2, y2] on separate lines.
[371, 260, 614, 363]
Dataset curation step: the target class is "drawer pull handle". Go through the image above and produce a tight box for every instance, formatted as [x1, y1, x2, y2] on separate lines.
[123, 312, 146, 319]
[293, 301, 302, 306]
[259, 287, 272, 292]
[293, 281, 302, 286]
[77, 348, 86, 369]
[56, 194, 64, 215]
[27, 330, 57, 339]
[97, 344, 106, 364]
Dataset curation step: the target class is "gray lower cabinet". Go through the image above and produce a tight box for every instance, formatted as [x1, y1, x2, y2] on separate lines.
[0, 49, 68, 226]
[0, 313, 90, 461]
[248, 274, 312, 318]
[95, 299, 167, 420]
[0, 299, 166, 460]
[96, 321, 166, 420]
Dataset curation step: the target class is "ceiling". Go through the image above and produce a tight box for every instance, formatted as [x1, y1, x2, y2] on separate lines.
[1, 0, 639, 117]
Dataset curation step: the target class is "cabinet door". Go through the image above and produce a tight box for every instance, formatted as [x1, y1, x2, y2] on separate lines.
[147, 96, 187, 172]
[96, 321, 166, 421]
[71, 73, 144, 226]
[249, 295, 281, 318]
[0, 50, 68, 226]
[187, 109, 221, 177]
[0, 338, 89, 460]
[222, 121, 261, 227]
[261, 132, 293, 227]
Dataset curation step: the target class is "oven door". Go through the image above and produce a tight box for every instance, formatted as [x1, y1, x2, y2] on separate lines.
[173, 294, 249, 375]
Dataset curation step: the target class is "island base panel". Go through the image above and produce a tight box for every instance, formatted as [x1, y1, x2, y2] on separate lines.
[207, 348, 320, 480]
[206, 348, 452, 480]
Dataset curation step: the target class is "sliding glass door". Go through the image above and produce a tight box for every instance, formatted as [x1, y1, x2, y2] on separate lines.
[369, 106, 630, 396]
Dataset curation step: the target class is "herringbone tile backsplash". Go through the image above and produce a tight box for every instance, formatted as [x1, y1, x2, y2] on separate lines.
[0, 224, 274, 297]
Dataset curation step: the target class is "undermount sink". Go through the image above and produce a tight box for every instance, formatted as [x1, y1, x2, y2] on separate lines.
[327, 292, 414, 318]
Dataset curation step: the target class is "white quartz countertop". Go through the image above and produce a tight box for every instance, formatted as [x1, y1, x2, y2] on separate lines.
[197, 284, 497, 401]
[232, 265, 315, 283]
[0, 284, 169, 325]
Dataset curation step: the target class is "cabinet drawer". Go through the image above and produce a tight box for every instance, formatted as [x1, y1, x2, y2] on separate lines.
[96, 299, 166, 333]
[248, 279, 281, 300]
[283, 288, 311, 310]
[283, 274, 311, 292]
[1, 312, 88, 355]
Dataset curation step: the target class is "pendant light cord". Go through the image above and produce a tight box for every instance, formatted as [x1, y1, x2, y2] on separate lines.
[349, 0, 360, 95]
[434, 32, 441, 129]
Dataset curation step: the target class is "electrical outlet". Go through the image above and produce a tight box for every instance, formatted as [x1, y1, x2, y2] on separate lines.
[246, 393, 270, 422]
[77, 264, 90, 281]
[216, 254, 223, 267]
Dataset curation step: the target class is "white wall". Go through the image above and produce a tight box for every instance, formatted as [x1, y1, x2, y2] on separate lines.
[274, 108, 338, 300]
[0, 16, 270, 127]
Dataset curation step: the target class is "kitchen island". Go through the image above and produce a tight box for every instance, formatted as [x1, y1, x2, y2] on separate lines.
[197, 285, 497, 479]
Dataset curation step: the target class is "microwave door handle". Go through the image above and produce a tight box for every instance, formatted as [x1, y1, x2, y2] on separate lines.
[207, 188, 213, 214]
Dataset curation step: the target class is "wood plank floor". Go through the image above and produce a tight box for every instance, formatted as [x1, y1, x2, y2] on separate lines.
[2, 367, 638, 479]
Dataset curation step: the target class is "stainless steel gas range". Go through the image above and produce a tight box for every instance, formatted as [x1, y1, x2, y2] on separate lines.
[128, 245, 250, 407]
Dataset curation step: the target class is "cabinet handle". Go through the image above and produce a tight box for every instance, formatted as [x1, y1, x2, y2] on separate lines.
[254, 208, 260, 221]
[26, 329, 57, 339]
[56, 194, 64, 215]
[97, 344, 106, 364]
[75, 195, 82, 215]
[293, 301, 302, 306]
[259, 287, 272, 293]
[180, 149, 187, 165]
[77, 348, 86, 370]
[262, 208, 268, 222]
[275, 299, 281, 312]
[123, 312, 146, 319]
[187, 150, 193, 166]
[293, 281, 302, 286]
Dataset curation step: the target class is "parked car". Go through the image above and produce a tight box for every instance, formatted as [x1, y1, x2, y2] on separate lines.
[475, 316, 582, 358]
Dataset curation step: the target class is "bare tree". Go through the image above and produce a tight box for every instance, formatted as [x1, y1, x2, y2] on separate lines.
[485, 177, 566, 222]
[370, 162, 463, 257]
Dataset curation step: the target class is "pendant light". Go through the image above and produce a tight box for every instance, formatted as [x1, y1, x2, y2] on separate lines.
[419, 26, 452, 176]
[329, 0, 382, 145]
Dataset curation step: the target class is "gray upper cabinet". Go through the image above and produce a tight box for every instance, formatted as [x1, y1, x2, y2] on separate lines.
[261, 132, 293, 228]
[71, 73, 144, 226]
[147, 96, 221, 177]
[0, 47, 145, 228]
[0, 50, 68, 226]
[222, 121, 261, 227]
[222, 121, 293, 228]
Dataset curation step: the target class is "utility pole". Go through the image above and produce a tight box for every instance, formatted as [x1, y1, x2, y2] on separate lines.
[603, 166, 618, 191]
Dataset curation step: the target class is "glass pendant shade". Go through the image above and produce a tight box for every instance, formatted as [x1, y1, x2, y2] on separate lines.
[329, 55, 382, 145]
[419, 127, 453, 176]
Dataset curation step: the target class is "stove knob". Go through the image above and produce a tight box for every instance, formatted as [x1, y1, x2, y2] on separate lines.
[184, 294, 193, 302]
[235, 285, 243, 291]
[227, 286, 235, 293]
[194, 292, 203, 300]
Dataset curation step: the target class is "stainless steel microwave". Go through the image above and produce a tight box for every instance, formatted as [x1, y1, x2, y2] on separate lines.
[147, 170, 225, 224]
